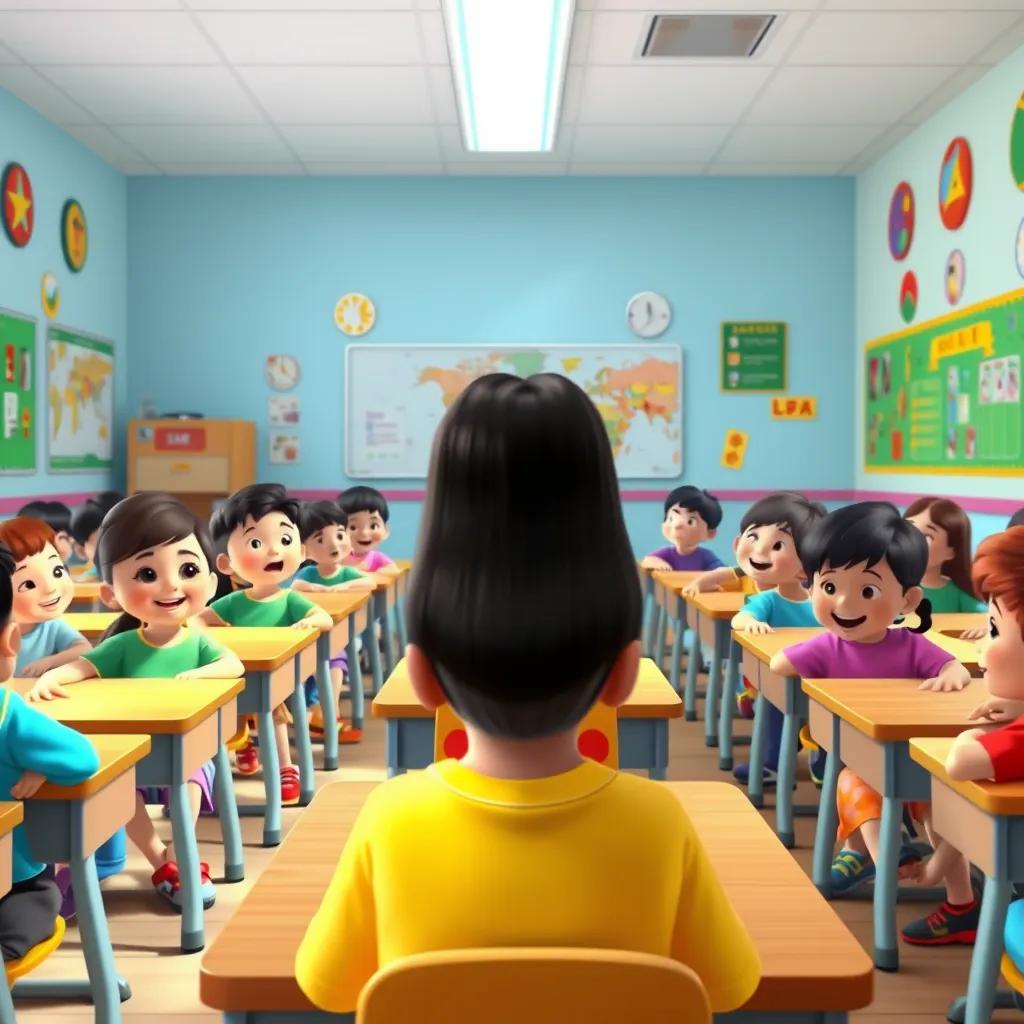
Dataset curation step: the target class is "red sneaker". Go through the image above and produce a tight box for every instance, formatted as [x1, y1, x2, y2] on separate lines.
[235, 740, 260, 776]
[280, 765, 301, 806]
[339, 720, 363, 745]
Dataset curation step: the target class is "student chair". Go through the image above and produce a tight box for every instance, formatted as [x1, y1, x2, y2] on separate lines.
[356, 947, 711, 1024]
[4, 916, 65, 984]
[434, 699, 619, 769]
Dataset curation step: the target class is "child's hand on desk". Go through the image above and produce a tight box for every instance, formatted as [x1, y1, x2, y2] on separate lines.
[19, 659, 50, 678]
[175, 668, 207, 679]
[27, 679, 70, 701]
[9, 771, 46, 800]
[919, 663, 970, 692]
[961, 626, 987, 641]
[292, 618, 319, 629]
[968, 697, 1024, 723]
[743, 620, 773, 636]
[641, 556, 672, 572]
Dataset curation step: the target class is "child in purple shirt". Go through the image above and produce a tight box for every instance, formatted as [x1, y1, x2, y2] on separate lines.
[770, 502, 973, 947]
[641, 486, 724, 572]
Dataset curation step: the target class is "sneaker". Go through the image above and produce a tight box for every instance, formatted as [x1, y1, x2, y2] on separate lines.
[338, 720, 363, 745]
[151, 861, 216, 911]
[830, 849, 875, 894]
[280, 765, 301, 806]
[902, 900, 980, 946]
[735, 682, 757, 720]
[809, 749, 827, 787]
[733, 762, 778, 786]
[234, 740, 260, 776]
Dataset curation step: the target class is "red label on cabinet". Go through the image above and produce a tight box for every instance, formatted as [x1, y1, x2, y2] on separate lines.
[155, 427, 206, 452]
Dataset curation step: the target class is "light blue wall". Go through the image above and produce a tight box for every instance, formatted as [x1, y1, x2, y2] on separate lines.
[0, 87, 126, 502]
[127, 176, 855, 557]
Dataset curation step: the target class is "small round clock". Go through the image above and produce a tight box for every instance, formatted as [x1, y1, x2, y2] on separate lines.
[335, 293, 376, 336]
[626, 292, 671, 338]
[265, 353, 300, 392]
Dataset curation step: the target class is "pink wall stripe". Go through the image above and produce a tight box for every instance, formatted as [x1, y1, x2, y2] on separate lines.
[0, 492, 94, 515]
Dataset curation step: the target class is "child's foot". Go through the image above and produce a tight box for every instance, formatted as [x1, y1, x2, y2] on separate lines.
[339, 720, 363, 745]
[280, 765, 301, 806]
[732, 762, 778, 787]
[830, 849, 875, 894]
[735, 682, 758, 720]
[902, 899, 979, 945]
[151, 861, 216, 910]
[234, 740, 260, 776]
[808, 749, 827, 787]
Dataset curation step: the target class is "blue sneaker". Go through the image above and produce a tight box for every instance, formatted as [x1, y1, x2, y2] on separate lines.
[831, 849, 875, 894]
[733, 762, 778, 787]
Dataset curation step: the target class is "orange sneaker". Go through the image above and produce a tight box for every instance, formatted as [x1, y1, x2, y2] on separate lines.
[339, 720, 363, 745]
[280, 765, 301, 806]
[234, 740, 260, 776]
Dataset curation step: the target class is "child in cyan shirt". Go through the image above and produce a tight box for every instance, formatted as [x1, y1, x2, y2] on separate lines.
[640, 485, 724, 573]
[296, 373, 760, 1015]
[338, 486, 400, 576]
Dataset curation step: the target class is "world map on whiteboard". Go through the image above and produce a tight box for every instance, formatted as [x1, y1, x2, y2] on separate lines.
[346, 345, 683, 478]
[47, 329, 114, 471]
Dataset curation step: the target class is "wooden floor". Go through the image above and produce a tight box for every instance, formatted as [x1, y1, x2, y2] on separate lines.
[15, 689, 1020, 1022]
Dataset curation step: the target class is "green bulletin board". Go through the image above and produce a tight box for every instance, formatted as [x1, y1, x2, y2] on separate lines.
[721, 321, 787, 391]
[0, 308, 36, 474]
[864, 287, 1024, 475]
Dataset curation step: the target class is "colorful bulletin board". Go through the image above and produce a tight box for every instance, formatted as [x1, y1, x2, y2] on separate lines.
[46, 325, 114, 472]
[0, 308, 36, 473]
[720, 322, 787, 391]
[864, 288, 1024, 475]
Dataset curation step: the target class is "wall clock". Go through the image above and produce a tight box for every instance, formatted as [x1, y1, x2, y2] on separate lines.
[265, 353, 300, 392]
[626, 292, 671, 338]
[335, 293, 376, 336]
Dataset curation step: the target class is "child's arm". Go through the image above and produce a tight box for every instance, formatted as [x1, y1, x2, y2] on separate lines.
[769, 651, 797, 676]
[945, 727, 998, 781]
[177, 655, 245, 679]
[918, 659, 970, 692]
[6, 691, 100, 785]
[640, 555, 673, 571]
[28, 658, 98, 701]
[294, 606, 334, 631]
[682, 566, 734, 597]
[19, 640, 92, 678]
[731, 610, 772, 635]
[193, 606, 228, 627]
[328, 577, 376, 592]
[909, 836, 965, 887]
[375, 562, 401, 578]
[292, 579, 326, 592]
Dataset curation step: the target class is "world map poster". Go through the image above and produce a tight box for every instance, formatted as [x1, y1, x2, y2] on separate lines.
[47, 325, 114, 471]
[345, 345, 683, 479]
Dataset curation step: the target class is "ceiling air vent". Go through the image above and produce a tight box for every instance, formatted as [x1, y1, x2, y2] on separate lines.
[641, 14, 776, 59]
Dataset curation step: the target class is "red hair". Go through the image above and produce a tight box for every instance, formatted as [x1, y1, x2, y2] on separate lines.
[972, 527, 1024, 633]
[0, 516, 57, 562]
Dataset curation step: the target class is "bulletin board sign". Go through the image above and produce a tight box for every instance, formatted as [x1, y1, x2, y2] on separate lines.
[864, 287, 1024, 475]
[46, 325, 114, 472]
[0, 308, 36, 474]
[721, 322, 787, 392]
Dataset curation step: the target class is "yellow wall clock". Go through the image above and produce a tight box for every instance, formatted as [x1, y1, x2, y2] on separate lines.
[334, 293, 375, 336]
[40, 271, 59, 319]
[61, 198, 87, 272]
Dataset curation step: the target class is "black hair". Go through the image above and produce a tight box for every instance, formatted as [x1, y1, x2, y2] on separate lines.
[662, 485, 722, 529]
[18, 500, 71, 536]
[70, 491, 124, 546]
[407, 373, 641, 740]
[337, 486, 390, 524]
[800, 501, 933, 633]
[299, 500, 348, 541]
[739, 491, 827, 554]
[209, 483, 301, 547]
[0, 544, 12, 632]
[1010, 508, 1024, 530]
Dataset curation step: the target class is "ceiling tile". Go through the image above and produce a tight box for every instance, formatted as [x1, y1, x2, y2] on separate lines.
[43, 66, 264, 124]
[716, 123, 884, 163]
[0, 44, 19, 63]
[438, 124, 573, 162]
[0, 65, 97, 124]
[572, 124, 729, 162]
[427, 65, 458, 123]
[157, 161, 305, 174]
[787, 11, 1019, 65]
[975, 15, 1024, 64]
[839, 122, 915, 173]
[745, 65, 957, 125]
[0, 12, 219, 64]
[568, 162, 706, 174]
[417, 10, 450, 64]
[596, 0, 817, 8]
[195, 11, 424, 64]
[0, 0, 179, 8]
[238, 66, 435, 124]
[416, 0, 441, 9]
[447, 163, 568, 175]
[281, 125, 441, 161]
[707, 162, 844, 175]
[62, 124, 148, 164]
[823, 0, 1024, 9]
[560, 66, 584, 123]
[305, 161, 444, 174]
[117, 124, 293, 162]
[569, 10, 593, 65]
[901, 65, 989, 124]
[189, 1, 417, 7]
[579, 65, 771, 124]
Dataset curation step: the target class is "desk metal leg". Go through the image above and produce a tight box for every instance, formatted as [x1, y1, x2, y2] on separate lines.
[385, 720, 401, 778]
[747, 693, 767, 809]
[651, 720, 668, 781]
[669, 618, 683, 697]
[704, 626, 724, 747]
[214, 743, 244, 882]
[366, 619, 383, 697]
[813, 746, 841, 897]
[684, 627, 701, 722]
[237, 708, 282, 846]
[874, 795, 902, 971]
[641, 581, 654, 658]
[719, 649, 740, 771]
[0, 979, 14, 1024]
[382, 600, 397, 676]
[169, 779, 204, 952]
[347, 628, 364, 730]
[954, 875, 1013, 1024]
[316, 633, 339, 772]
[776, 703, 799, 848]
[655, 605, 667, 673]
[71, 851, 123, 1022]
[288, 673, 315, 806]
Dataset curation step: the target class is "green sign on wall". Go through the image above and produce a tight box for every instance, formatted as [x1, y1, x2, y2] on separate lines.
[0, 308, 37, 474]
[721, 321, 787, 392]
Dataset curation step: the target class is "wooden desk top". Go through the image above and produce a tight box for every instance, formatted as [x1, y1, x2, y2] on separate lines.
[802, 678, 980, 741]
[200, 780, 871, 1014]
[35, 734, 151, 800]
[687, 591, 745, 620]
[305, 591, 372, 624]
[733, 628, 821, 665]
[210, 627, 320, 672]
[9, 677, 243, 734]
[0, 802, 23, 838]
[64, 611, 116, 639]
[372, 658, 682, 721]
[926, 629, 981, 671]
[650, 570, 702, 592]
[72, 580, 102, 601]
[932, 612, 986, 635]
[910, 737, 1024, 815]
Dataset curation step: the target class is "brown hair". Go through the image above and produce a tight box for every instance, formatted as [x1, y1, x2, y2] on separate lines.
[0, 516, 58, 562]
[96, 492, 216, 639]
[904, 495, 976, 598]
[973, 527, 1024, 633]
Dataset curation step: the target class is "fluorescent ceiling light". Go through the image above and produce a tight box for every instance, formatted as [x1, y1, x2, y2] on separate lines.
[444, 0, 575, 153]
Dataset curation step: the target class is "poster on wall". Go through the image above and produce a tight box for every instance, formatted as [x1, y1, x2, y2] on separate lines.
[46, 324, 114, 472]
[720, 322, 787, 391]
[0, 308, 36, 473]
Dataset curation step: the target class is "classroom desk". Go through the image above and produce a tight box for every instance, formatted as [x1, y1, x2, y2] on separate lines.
[932, 612, 986, 636]
[305, 592, 372, 771]
[199, 780, 873, 1023]
[0, 802, 22, 1023]
[366, 574, 402, 693]
[803, 678, 979, 972]
[212, 628, 320, 845]
[371, 658, 682, 780]
[649, 572, 701, 706]
[686, 591, 745, 750]
[393, 560, 411, 655]
[13, 734, 150, 1024]
[11, 675, 244, 953]
[910, 737, 1024, 1024]
[64, 610, 116, 639]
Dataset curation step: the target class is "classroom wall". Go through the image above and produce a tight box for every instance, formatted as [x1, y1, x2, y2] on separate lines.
[0, 87, 127, 507]
[127, 176, 855, 558]
[855, 42, 1024, 545]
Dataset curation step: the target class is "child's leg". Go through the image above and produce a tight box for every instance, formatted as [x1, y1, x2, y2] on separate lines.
[0, 870, 61, 962]
[273, 705, 294, 769]
[126, 791, 169, 871]
[331, 665, 344, 716]
[162, 782, 203, 863]
[920, 812, 974, 905]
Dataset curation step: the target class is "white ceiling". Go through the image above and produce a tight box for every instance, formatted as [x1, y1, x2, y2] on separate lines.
[0, 0, 1021, 176]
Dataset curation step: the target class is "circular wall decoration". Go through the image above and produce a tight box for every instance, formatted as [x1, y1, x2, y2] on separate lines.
[40, 272, 59, 319]
[944, 250, 965, 305]
[938, 137, 972, 229]
[1012, 91, 1024, 190]
[2, 163, 34, 247]
[265, 354, 300, 391]
[1016, 218, 1024, 279]
[899, 270, 918, 323]
[60, 199, 87, 272]
[626, 292, 672, 338]
[334, 293, 375, 336]
[887, 181, 914, 260]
